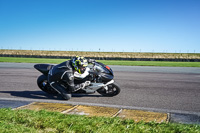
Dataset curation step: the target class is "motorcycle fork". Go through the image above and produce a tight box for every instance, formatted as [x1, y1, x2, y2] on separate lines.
[102, 80, 114, 92]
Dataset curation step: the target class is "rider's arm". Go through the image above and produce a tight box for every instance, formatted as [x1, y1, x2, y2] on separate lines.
[74, 67, 90, 79]
[88, 59, 96, 64]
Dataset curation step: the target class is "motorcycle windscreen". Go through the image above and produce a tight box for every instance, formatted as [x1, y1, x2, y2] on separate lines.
[94, 64, 112, 75]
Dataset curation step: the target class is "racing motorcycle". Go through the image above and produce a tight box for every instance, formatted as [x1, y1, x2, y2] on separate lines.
[34, 60, 121, 100]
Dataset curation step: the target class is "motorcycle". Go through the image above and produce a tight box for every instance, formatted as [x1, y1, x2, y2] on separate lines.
[34, 60, 121, 100]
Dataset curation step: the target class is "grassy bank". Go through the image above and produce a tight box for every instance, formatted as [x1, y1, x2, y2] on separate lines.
[1, 49, 200, 59]
[0, 108, 199, 133]
[1, 57, 200, 67]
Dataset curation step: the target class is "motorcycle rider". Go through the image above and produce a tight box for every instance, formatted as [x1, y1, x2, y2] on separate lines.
[48, 56, 91, 100]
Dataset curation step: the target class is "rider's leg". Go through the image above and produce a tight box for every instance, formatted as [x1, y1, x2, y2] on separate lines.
[62, 72, 82, 93]
[48, 69, 72, 100]
[50, 82, 71, 100]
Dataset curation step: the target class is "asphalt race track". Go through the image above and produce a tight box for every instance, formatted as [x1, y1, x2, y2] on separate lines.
[0, 62, 200, 115]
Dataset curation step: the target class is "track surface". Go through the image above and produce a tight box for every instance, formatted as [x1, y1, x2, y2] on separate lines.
[0, 62, 200, 115]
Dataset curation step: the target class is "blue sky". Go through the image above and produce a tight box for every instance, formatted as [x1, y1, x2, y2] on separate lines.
[0, 0, 200, 53]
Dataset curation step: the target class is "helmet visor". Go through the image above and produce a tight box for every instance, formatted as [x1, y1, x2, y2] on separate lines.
[78, 65, 86, 74]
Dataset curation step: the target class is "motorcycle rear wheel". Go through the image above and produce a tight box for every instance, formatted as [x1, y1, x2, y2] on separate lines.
[37, 75, 58, 94]
[97, 82, 121, 97]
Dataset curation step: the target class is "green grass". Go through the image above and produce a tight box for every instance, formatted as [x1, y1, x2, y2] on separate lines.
[0, 108, 199, 133]
[101, 60, 200, 67]
[1, 57, 200, 67]
[0, 57, 67, 64]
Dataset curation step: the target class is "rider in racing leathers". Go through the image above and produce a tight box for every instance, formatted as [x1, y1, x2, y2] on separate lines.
[48, 56, 91, 100]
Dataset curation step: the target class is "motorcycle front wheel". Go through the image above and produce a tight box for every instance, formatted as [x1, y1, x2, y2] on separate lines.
[37, 75, 58, 94]
[97, 82, 121, 97]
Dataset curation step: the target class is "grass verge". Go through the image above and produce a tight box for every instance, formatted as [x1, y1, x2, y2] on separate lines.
[0, 57, 200, 67]
[0, 108, 200, 133]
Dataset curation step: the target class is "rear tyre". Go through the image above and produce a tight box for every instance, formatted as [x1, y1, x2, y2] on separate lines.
[97, 82, 121, 97]
[37, 75, 58, 94]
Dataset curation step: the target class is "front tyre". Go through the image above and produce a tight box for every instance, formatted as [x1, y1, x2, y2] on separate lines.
[97, 82, 121, 97]
[37, 75, 58, 94]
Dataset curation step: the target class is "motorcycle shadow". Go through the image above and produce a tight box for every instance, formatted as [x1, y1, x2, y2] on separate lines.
[0, 91, 102, 100]
[72, 93, 102, 98]
[0, 90, 58, 100]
